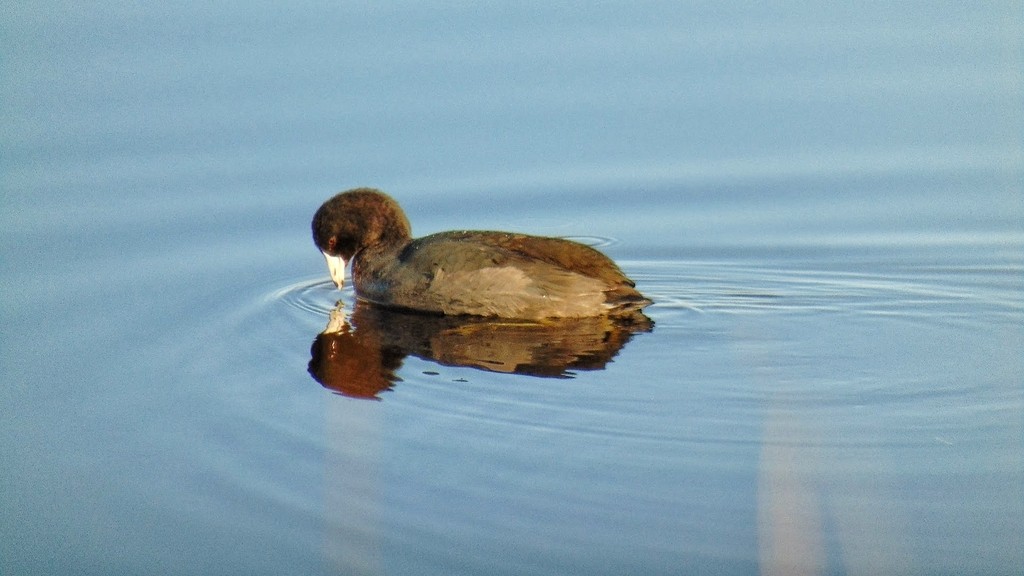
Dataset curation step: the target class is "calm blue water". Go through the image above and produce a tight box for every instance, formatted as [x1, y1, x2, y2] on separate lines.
[2, 2, 1022, 575]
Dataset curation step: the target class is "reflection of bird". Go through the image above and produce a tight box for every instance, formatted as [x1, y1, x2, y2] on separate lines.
[307, 307, 403, 399]
[312, 188, 651, 319]
[308, 302, 653, 399]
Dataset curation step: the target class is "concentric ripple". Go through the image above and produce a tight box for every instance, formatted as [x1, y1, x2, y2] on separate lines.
[266, 275, 349, 318]
[564, 235, 619, 248]
[629, 259, 1022, 328]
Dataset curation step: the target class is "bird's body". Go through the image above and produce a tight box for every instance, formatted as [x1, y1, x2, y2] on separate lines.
[312, 188, 651, 319]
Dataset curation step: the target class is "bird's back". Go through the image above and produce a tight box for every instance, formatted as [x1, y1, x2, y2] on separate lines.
[355, 231, 650, 319]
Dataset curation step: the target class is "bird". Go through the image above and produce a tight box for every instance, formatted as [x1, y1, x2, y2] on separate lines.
[312, 188, 651, 320]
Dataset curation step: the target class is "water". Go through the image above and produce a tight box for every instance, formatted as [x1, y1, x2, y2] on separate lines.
[2, 2, 1022, 575]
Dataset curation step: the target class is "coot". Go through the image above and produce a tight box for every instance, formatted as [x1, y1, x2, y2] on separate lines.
[312, 188, 651, 319]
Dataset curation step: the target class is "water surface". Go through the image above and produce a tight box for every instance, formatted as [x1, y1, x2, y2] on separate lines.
[2, 2, 1022, 575]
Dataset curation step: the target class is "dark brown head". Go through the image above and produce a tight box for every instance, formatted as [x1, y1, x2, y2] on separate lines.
[312, 188, 412, 288]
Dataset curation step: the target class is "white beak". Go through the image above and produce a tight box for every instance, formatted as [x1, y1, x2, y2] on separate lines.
[322, 251, 347, 289]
